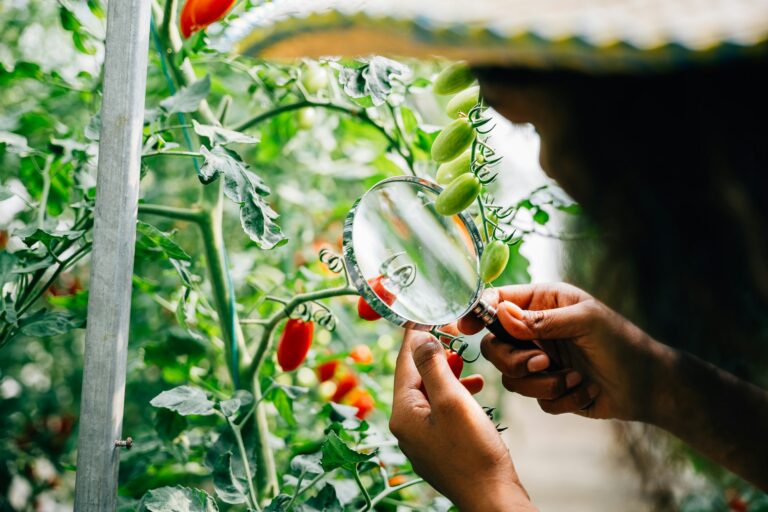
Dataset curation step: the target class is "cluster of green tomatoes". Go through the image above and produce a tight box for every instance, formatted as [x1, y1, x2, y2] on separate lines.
[430, 63, 512, 284]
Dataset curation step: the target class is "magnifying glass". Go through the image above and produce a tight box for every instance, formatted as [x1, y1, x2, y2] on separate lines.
[342, 176, 540, 351]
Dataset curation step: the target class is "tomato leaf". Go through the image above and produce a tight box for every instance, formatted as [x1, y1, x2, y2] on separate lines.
[150, 386, 216, 416]
[18, 310, 84, 338]
[320, 431, 375, 471]
[138, 486, 218, 512]
[290, 453, 323, 475]
[212, 452, 248, 505]
[263, 494, 292, 511]
[160, 76, 211, 115]
[198, 146, 286, 249]
[338, 57, 410, 107]
[303, 484, 343, 511]
[136, 221, 191, 261]
[192, 120, 259, 146]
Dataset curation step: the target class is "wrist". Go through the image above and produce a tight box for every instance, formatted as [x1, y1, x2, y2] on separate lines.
[641, 339, 682, 427]
[454, 479, 536, 512]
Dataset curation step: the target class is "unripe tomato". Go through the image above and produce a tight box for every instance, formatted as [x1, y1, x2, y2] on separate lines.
[480, 240, 510, 283]
[431, 118, 474, 163]
[301, 62, 329, 94]
[419, 349, 463, 398]
[297, 107, 316, 130]
[331, 372, 358, 402]
[433, 61, 474, 95]
[276, 318, 314, 372]
[445, 86, 480, 118]
[349, 344, 373, 365]
[316, 360, 339, 382]
[347, 388, 375, 419]
[435, 149, 471, 185]
[435, 173, 481, 216]
[358, 275, 396, 321]
[180, 0, 236, 38]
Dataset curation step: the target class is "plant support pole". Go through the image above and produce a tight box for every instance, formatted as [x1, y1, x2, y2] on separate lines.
[74, 0, 151, 510]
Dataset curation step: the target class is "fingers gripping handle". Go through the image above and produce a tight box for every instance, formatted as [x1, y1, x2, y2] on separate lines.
[472, 299, 560, 369]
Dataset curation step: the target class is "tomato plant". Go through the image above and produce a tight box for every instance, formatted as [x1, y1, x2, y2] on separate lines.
[0, 1, 586, 510]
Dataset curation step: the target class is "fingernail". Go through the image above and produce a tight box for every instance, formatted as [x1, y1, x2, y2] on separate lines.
[587, 383, 601, 399]
[502, 301, 524, 320]
[565, 371, 582, 389]
[527, 354, 550, 372]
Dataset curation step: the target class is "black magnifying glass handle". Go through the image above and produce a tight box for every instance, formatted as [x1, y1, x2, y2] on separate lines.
[470, 299, 561, 370]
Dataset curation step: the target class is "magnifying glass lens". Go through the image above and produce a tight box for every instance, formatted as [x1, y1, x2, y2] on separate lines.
[345, 179, 483, 327]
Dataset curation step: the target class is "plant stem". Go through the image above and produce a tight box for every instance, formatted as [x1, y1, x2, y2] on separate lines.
[227, 416, 261, 511]
[354, 463, 372, 511]
[138, 203, 204, 223]
[477, 196, 490, 242]
[365, 478, 425, 510]
[245, 285, 358, 381]
[37, 155, 53, 229]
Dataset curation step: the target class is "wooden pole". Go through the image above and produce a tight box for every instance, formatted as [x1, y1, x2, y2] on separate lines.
[74, 0, 151, 509]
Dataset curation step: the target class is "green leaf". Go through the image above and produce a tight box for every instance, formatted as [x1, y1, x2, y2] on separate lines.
[136, 221, 191, 261]
[302, 484, 342, 512]
[150, 386, 215, 416]
[18, 310, 84, 337]
[212, 452, 248, 505]
[192, 120, 258, 146]
[320, 431, 375, 472]
[198, 146, 286, 250]
[0, 185, 14, 201]
[264, 494, 292, 512]
[154, 408, 188, 443]
[160, 76, 211, 115]
[0, 252, 17, 287]
[139, 486, 218, 512]
[290, 453, 323, 475]
[338, 57, 410, 107]
[18, 227, 84, 250]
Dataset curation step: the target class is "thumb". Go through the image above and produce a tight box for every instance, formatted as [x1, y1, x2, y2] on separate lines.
[412, 339, 464, 401]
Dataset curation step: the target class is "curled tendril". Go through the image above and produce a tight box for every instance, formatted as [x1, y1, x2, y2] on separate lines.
[319, 247, 346, 274]
[313, 309, 337, 331]
[293, 303, 313, 322]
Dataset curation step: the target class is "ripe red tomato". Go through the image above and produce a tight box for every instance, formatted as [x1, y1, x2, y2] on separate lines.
[0, 230, 8, 250]
[729, 496, 749, 512]
[357, 275, 396, 321]
[419, 349, 463, 398]
[347, 388, 375, 419]
[179, 0, 236, 38]
[331, 372, 358, 402]
[349, 344, 373, 365]
[276, 318, 314, 372]
[316, 360, 339, 382]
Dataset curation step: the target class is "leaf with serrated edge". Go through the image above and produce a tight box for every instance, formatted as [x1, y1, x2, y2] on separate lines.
[150, 386, 215, 416]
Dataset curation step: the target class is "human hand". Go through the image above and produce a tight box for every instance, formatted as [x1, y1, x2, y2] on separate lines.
[390, 329, 536, 511]
[459, 283, 672, 422]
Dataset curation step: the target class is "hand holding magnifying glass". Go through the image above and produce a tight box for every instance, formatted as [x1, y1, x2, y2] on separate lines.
[342, 176, 559, 367]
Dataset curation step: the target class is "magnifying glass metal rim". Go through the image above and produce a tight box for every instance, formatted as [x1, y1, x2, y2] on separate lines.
[342, 175, 485, 331]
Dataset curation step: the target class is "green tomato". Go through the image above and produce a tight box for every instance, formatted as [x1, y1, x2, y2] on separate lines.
[297, 107, 316, 130]
[436, 149, 471, 185]
[431, 118, 474, 163]
[480, 240, 510, 283]
[433, 61, 474, 95]
[301, 62, 328, 94]
[435, 173, 481, 216]
[445, 86, 480, 118]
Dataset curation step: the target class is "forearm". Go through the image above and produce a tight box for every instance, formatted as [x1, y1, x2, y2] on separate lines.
[649, 345, 768, 489]
[453, 478, 538, 512]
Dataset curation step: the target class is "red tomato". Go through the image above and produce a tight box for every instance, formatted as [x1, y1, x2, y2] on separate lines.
[331, 372, 358, 402]
[276, 318, 314, 372]
[357, 275, 396, 321]
[0, 230, 8, 250]
[349, 344, 373, 365]
[179, 0, 236, 38]
[419, 349, 464, 398]
[316, 360, 339, 382]
[347, 389, 375, 419]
